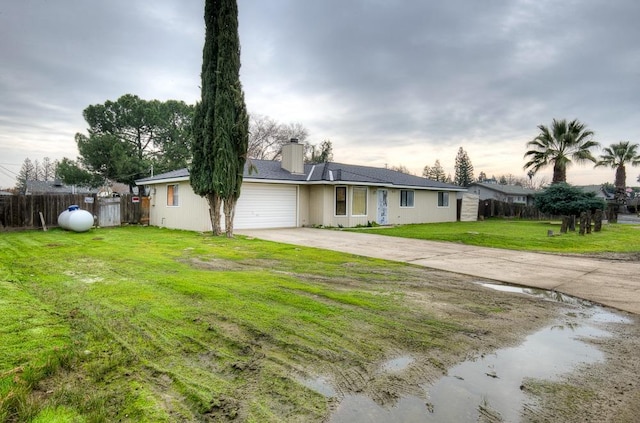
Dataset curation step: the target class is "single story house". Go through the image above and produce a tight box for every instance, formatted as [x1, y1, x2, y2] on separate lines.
[25, 180, 97, 195]
[136, 140, 465, 231]
[467, 182, 537, 206]
[575, 185, 614, 201]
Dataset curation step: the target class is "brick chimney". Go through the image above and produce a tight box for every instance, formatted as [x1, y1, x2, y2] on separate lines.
[281, 138, 304, 174]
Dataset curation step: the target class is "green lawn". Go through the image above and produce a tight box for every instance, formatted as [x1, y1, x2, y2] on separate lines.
[349, 219, 640, 253]
[0, 227, 475, 422]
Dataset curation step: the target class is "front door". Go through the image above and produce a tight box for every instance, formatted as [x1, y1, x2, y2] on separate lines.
[377, 189, 388, 225]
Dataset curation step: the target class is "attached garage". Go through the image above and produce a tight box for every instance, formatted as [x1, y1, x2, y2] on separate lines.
[234, 183, 298, 229]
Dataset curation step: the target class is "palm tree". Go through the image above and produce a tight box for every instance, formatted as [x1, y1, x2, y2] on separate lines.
[595, 141, 640, 203]
[523, 118, 600, 183]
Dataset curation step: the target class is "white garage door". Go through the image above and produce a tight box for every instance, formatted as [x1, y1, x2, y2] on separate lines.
[234, 184, 298, 229]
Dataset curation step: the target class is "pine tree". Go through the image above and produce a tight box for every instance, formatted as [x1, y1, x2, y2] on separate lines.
[454, 147, 474, 187]
[41, 157, 57, 181]
[431, 159, 446, 181]
[33, 159, 43, 181]
[422, 159, 446, 181]
[190, 0, 249, 237]
[15, 158, 35, 193]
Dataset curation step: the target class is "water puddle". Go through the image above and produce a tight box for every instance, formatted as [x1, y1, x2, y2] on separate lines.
[422, 314, 608, 422]
[380, 355, 414, 372]
[323, 283, 630, 423]
[331, 394, 430, 421]
[299, 375, 337, 398]
[479, 282, 592, 306]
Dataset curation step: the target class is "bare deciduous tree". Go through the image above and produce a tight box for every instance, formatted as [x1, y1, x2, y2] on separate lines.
[248, 114, 308, 160]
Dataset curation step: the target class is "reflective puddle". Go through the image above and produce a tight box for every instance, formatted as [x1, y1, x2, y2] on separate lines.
[320, 283, 631, 423]
[331, 394, 430, 421]
[422, 312, 608, 422]
[299, 375, 337, 398]
[479, 282, 593, 306]
[380, 355, 414, 372]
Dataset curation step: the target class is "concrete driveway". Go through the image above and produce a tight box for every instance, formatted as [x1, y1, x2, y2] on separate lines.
[238, 228, 640, 315]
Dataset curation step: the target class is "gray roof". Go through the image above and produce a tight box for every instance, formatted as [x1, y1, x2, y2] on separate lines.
[136, 160, 463, 191]
[25, 180, 97, 194]
[576, 185, 614, 199]
[469, 182, 537, 196]
[309, 162, 460, 189]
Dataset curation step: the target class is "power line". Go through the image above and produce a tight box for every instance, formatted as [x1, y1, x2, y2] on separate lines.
[0, 164, 18, 177]
[0, 168, 15, 180]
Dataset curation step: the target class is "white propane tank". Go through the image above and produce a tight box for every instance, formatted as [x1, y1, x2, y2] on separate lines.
[58, 205, 94, 232]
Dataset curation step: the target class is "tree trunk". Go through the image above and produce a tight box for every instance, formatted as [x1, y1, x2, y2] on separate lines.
[223, 197, 236, 238]
[594, 209, 603, 232]
[569, 215, 576, 232]
[615, 165, 626, 191]
[206, 193, 222, 236]
[552, 163, 566, 184]
[608, 203, 618, 223]
[579, 212, 586, 235]
[560, 216, 569, 233]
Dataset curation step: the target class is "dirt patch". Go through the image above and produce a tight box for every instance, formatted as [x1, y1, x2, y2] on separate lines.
[185, 257, 248, 271]
[182, 257, 282, 271]
[288, 266, 640, 422]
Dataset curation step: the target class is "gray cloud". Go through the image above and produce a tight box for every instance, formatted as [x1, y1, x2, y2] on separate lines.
[1, 0, 639, 188]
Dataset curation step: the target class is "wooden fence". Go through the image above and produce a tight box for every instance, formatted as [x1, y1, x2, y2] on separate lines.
[477, 199, 550, 220]
[0, 194, 148, 231]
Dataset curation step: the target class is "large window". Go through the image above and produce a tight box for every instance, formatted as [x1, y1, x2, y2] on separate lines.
[400, 190, 414, 207]
[437, 191, 449, 207]
[167, 184, 179, 206]
[352, 186, 367, 216]
[335, 186, 347, 216]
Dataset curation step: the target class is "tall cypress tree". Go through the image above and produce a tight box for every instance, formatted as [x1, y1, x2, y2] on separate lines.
[191, 0, 249, 237]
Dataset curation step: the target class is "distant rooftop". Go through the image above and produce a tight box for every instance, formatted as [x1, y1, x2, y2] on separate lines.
[469, 182, 537, 196]
[25, 180, 97, 195]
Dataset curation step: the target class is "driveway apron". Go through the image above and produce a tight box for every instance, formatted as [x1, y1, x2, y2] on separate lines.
[238, 228, 640, 315]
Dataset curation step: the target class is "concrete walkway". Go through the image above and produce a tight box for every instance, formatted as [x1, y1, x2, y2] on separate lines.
[238, 228, 640, 315]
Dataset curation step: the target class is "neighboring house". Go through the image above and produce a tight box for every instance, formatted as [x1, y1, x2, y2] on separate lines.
[25, 180, 97, 195]
[467, 182, 537, 206]
[575, 185, 614, 201]
[136, 140, 465, 231]
[0, 190, 12, 196]
[97, 181, 131, 197]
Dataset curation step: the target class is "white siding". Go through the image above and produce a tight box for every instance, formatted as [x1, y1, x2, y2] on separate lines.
[149, 182, 212, 232]
[146, 178, 458, 231]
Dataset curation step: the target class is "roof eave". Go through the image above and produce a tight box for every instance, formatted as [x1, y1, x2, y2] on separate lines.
[136, 176, 189, 185]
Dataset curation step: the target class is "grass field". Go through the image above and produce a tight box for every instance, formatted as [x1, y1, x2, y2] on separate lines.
[0, 226, 480, 422]
[2, 222, 637, 421]
[349, 219, 640, 253]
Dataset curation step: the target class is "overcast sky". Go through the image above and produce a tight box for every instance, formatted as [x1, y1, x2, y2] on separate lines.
[1, 0, 639, 189]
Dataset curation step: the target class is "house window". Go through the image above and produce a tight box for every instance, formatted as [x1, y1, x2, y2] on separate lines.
[437, 191, 449, 207]
[167, 184, 179, 206]
[352, 186, 367, 216]
[335, 186, 347, 216]
[400, 190, 414, 207]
